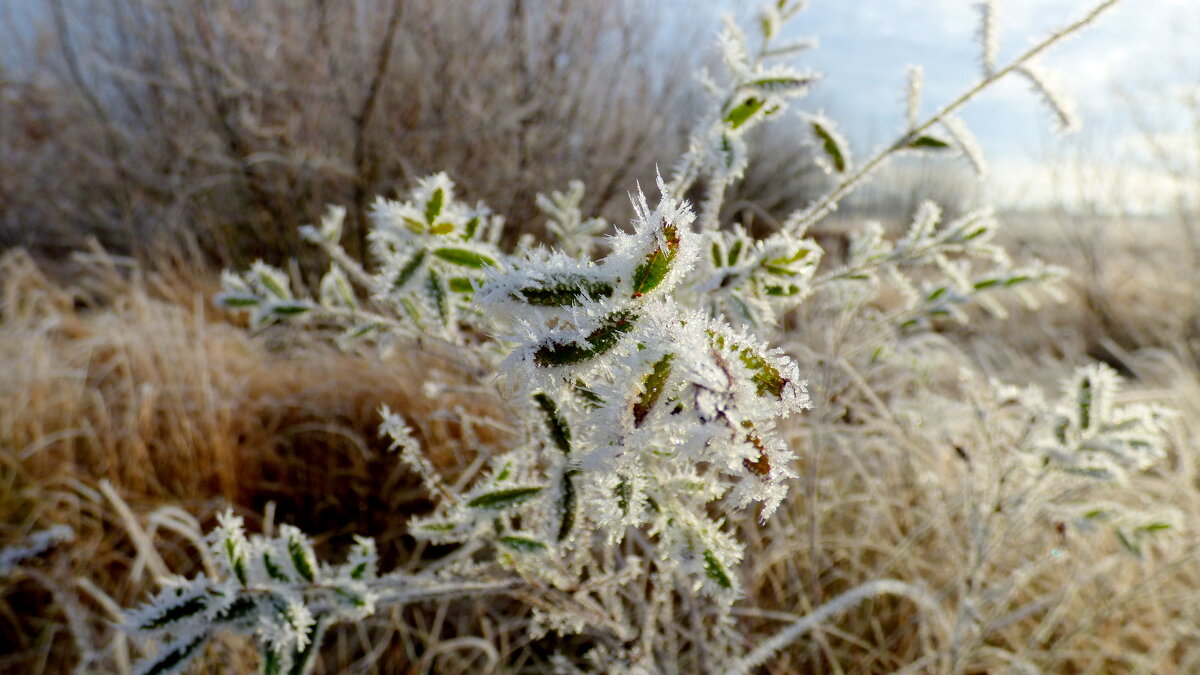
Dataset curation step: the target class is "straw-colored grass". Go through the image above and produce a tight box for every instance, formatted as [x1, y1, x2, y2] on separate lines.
[5, 214, 1200, 673]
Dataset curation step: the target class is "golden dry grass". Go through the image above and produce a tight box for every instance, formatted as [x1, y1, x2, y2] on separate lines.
[4, 217, 1200, 673]
[0, 247, 521, 672]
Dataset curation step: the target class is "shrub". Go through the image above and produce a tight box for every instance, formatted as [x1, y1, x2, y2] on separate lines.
[6, 0, 1178, 672]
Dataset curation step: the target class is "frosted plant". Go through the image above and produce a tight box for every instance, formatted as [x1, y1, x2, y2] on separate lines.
[820, 201, 1066, 326]
[537, 180, 610, 259]
[123, 509, 518, 675]
[1034, 363, 1171, 482]
[364, 173, 505, 335]
[123, 511, 377, 675]
[219, 173, 506, 349]
[120, 0, 1154, 672]
[668, 0, 818, 226]
[683, 225, 823, 330]
[783, 0, 1123, 232]
[0, 524, 74, 577]
[977, 363, 1177, 557]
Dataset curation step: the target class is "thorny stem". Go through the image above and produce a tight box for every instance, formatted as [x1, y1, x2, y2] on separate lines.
[668, 3, 802, 212]
[311, 237, 377, 292]
[314, 304, 493, 381]
[261, 576, 525, 616]
[783, 0, 1125, 234]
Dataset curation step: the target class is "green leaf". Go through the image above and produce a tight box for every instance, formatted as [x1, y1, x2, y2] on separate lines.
[573, 380, 605, 408]
[633, 354, 674, 427]
[764, 284, 800, 296]
[288, 536, 316, 583]
[425, 187, 444, 225]
[905, 134, 952, 149]
[399, 297, 421, 325]
[261, 647, 282, 675]
[334, 587, 366, 608]
[719, 134, 736, 168]
[402, 216, 425, 234]
[762, 246, 812, 274]
[533, 393, 571, 454]
[729, 294, 758, 329]
[463, 216, 479, 240]
[1116, 528, 1141, 556]
[498, 535, 547, 553]
[811, 118, 849, 173]
[761, 263, 799, 277]
[557, 472, 577, 541]
[217, 293, 261, 308]
[140, 595, 208, 630]
[709, 331, 788, 398]
[448, 277, 475, 293]
[496, 461, 512, 482]
[748, 76, 812, 91]
[631, 226, 680, 297]
[225, 538, 248, 585]
[392, 249, 426, 291]
[270, 302, 311, 317]
[257, 268, 290, 299]
[467, 487, 543, 510]
[142, 634, 209, 675]
[213, 596, 257, 624]
[429, 221, 455, 235]
[724, 97, 766, 130]
[1078, 374, 1093, 432]
[514, 275, 614, 306]
[615, 479, 632, 515]
[320, 268, 358, 311]
[343, 323, 379, 342]
[703, 550, 733, 589]
[263, 552, 289, 582]
[533, 310, 637, 367]
[432, 247, 496, 269]
[426, 270, 448, 326]
[962, 225, 989, 241]
[727, 239, 745, 266]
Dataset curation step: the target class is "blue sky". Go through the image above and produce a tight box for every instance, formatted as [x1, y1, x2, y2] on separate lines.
[701, 0, 1200, 212]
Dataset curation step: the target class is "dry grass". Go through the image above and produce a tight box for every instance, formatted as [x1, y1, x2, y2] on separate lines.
[5, 212, 1200, 672]
[0, 247, 527, 672]
[4, 1, 1200, 671]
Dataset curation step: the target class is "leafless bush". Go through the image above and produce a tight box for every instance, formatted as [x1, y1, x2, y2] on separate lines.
[0, 0, 705, 266]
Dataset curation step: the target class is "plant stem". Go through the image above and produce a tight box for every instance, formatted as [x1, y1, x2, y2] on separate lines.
[784, 0, 1125, 234]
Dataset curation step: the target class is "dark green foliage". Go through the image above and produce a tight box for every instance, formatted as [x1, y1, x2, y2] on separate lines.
[533, 311, 637, 366]
[533, 393, 572, 454]
[467, 487, 544, 510]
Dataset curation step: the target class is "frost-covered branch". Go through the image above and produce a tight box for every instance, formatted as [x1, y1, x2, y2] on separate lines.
[784, 0, 1124, 233]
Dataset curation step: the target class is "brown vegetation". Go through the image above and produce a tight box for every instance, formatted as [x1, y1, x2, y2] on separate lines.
[1, 0, 707, 267]
[5, 1, 1200, 673]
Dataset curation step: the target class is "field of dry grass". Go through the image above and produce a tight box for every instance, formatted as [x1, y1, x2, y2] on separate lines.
[5, 1, 1200, 672]
[5, 210, 1200, 672]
